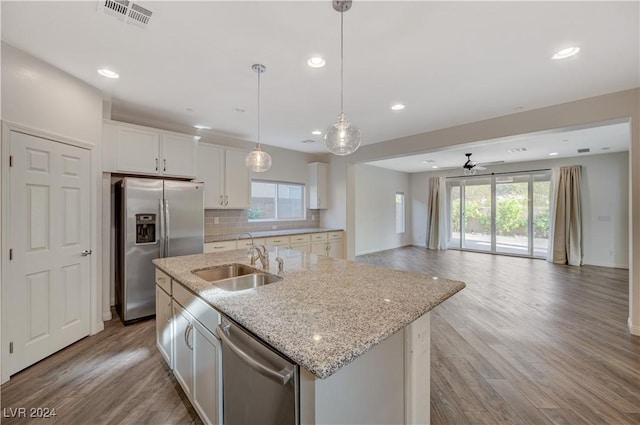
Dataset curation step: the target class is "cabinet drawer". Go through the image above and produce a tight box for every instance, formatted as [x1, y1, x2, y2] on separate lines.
[290, 234, 311, 243]
[237, 238, 266, 249]
[173, 282, 220, 333]
[265, 236, 290, 247]
[311, 233, 328, 241]
[328, 232, 343, 240]
[155, 268, 172, 295]
[204, 240, 237, 253]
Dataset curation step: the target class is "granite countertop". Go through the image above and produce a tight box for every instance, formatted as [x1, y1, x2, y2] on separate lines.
[205, 228, 343, 243]
[153, 247, 465, 379]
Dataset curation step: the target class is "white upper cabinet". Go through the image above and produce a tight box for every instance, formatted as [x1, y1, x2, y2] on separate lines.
[309, 162, 328, 209]
[103, 120, 198, 178]
[197, 143, 250, 209]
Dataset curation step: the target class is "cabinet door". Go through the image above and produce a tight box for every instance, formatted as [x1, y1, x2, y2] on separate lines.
[114, 126, 160, 174]
[311, 241, 329, 256]
[173, 303, 194, 398]
[197, 144, 225, 208]
[309, 162, 328, 209]
[162, 134, 197, 178]
[192, 320, 222, 425]
[328, 239, 343, 259]
[290, 242, 311, 253]
[155, 286, 173, 369]
[224, 149, 251, 209]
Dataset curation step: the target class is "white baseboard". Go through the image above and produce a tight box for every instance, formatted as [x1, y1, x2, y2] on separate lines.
[102, 310, 112, 321]
[583, 261, 629, 269]
[412, 242, 427, 248]
[628, 317, 640, 336]
[356, 243, 411, 257]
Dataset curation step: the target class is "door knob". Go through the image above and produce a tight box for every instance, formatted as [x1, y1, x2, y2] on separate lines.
[81, 249, 92, 256]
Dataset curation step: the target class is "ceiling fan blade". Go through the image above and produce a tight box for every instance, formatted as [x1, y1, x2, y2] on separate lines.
[475, 166, 487, 170]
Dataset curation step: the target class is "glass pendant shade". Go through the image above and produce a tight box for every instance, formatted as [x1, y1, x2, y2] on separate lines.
[324, 112, 361, 156]
[245, 145, 272, 173]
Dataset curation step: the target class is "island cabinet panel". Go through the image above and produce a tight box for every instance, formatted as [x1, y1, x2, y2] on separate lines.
[173, 303, 195, 399]
[159, 275, 222, 425]
[155, 285, 173, 369]
[300, 329, 406, 425]
[192, 320, 222, 425]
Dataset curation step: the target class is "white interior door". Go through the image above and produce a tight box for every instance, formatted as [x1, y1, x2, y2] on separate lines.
[8, 131, 91, 375]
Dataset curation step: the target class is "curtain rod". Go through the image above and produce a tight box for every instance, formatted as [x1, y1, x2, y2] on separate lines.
[447, 168, 551, 179]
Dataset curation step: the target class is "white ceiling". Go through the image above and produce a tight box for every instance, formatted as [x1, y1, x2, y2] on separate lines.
[365, 121, 631, 173]
[1, 1, 639, 161]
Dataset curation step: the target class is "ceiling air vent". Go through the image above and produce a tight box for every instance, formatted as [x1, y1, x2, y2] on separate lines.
[301, 139, 317, 144]
[98, 0, 153, 28]
[577, 148, 590, 154]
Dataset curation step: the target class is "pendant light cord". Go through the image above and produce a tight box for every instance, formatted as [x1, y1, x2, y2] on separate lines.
[257, 67, 261, 147]
[340, 7, 344, 114]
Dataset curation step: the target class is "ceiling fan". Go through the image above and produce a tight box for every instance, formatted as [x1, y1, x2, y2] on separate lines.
[463, 153, 485, 175]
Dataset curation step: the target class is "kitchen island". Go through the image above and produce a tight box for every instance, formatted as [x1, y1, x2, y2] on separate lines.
[153, 247, 465, 424]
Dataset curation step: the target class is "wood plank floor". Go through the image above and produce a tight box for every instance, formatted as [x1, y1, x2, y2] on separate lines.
[1, 315, 203, 425]
[358, 247, 639, 425]
[2, 247, 638, 424]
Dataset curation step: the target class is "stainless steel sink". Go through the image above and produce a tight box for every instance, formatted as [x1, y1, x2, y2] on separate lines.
[193, 264, 260, 282]
[192, 263, 283, 291]
[213, 273, 283, 291]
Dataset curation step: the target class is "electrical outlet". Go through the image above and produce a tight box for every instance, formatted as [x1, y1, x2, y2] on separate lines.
[214, 217, 219, 224]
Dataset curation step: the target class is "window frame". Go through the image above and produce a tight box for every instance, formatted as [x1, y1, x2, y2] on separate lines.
[395, 192, 405, 234]
[248, 179, 306, 222]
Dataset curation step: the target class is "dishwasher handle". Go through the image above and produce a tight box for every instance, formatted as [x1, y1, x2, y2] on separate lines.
[215, 324, 293, 386]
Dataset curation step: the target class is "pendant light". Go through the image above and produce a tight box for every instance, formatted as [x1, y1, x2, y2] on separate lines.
[324, 0, 361, 156]
[245, 64, 272, 172]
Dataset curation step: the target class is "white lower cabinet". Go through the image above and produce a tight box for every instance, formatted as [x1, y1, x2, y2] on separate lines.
[173, 302, 194, 399]
[159, 275, 222, 425]
[192, 320, 222, 425]
[155, 285, 173, 368]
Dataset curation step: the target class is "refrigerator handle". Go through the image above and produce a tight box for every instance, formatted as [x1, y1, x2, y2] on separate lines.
[165, 199, 171, 257]
[159, 199, 166, 257]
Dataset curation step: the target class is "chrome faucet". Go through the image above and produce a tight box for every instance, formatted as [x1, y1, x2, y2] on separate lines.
[250, 245, 269, 269]
[237, 232, 255, 253]
[276, 256, 284, 274]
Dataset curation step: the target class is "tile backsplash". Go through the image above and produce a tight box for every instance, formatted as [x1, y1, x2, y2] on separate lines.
[205, 209, 320, 237]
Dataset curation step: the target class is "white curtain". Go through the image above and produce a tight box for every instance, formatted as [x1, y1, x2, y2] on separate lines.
[546, 167, 559, 262]
[551, 165, 583, 266]
[426, 177, 448, 250]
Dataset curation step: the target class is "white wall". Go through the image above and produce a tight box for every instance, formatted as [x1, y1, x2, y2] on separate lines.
[410, 151, 629, 268]
[1, 42, 105, 381]
[355, 164, 411, 255]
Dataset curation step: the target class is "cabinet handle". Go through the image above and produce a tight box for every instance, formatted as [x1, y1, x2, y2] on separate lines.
[318, 198, 321, 207]
[165, 300, 171, 323]
[185, 323, 194, 350]
[225, 195, 229, 206]
[219, 195, 223, 206]
[163, 158, 167, 172]
[155, 158, 158, 171]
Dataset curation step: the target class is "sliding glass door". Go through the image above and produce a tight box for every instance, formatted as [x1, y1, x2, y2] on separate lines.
[447, 171, 551, 258]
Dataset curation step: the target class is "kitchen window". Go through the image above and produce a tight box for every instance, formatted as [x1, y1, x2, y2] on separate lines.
[249, 180, 305, 221]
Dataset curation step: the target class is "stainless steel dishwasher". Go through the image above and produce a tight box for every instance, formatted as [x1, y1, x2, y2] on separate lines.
[216, 317, 299, 425]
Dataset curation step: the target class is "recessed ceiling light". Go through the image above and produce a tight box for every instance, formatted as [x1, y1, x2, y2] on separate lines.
[232, 108, 245, 113]
[391, 104, 405, 111]
[549, 152, 559, 156]
[601, 147, 610, 151]
[311, 130, 322, 135]
[552, 46, 580, 60]
[98, 68, 119, 79]
[307, 57, 326, 68]
[194, 125, 211, 130]
[432, 165, 439, 169]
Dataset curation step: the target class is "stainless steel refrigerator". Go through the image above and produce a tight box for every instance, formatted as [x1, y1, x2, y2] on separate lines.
[115, 177, 204, 323]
